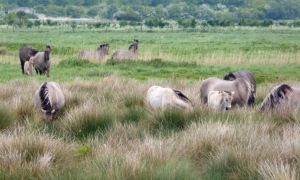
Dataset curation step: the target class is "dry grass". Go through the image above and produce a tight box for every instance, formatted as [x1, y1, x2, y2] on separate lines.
[0, 75, 300, 179]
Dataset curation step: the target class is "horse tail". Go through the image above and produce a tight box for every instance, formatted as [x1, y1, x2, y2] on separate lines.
[39, 82, 52, 114]
[260, 84, 293, 111]
[223, 72, 236, 81]
[238, 78, 255, 107]
[173, 89, 194, 107]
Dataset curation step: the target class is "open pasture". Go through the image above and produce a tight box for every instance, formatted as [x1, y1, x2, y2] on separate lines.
[1, 27, 300, 179]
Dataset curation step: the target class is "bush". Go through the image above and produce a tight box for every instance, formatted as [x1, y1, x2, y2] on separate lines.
[115, 12, 142, 22]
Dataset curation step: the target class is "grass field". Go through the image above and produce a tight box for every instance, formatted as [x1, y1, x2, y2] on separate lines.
[0, 26, 300, 179]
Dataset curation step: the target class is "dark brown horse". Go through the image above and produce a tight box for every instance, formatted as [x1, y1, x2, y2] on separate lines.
[19, 46, 38, 74]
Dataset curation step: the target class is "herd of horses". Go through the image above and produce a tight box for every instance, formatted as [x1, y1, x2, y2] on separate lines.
[18, 41, 300, 122]
[146, 70, 300, 115]
[19, 39, 139, 77]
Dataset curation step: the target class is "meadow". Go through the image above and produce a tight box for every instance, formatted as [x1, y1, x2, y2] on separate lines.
[0, 25, 300, 179]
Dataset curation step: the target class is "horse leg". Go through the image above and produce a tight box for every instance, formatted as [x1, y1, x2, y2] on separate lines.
[20, 61, 25, 74]
[46, 68, 50, 77]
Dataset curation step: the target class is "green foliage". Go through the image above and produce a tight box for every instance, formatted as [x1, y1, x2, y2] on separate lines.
[144, 18, 169, 28]
[115, 11, 142, 22]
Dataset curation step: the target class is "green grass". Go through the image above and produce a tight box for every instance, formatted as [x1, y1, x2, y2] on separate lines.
[1, 27, 300, 180]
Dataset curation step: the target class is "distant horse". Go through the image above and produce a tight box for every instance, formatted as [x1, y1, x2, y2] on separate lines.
[34, 81, 65, 122]
[200, 77, 255, 108]
[224, 70, 256, 95]
[19, 46, 38, 74]
[33, 45, 52, 77]
[259, 84, 300, 112]
[146, 85, 194, 110]
[78, 44, 109, 61]
[208, 90, 234, 111]
[111, 39, 139, 60]
[24, 56, 34, 76]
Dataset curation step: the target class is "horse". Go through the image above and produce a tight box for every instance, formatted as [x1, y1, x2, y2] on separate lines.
[111, 39, 139, 60]
[259, 84, 300, 113]
[224, 70, 256, 94]
[24, 56, 34, 76]
[208, 90, 234, 111]
[33, 45, 52, 77]
[19, 46, 38, 74]
[34, 81, 65, 122]
[200, 77, 255, 108]
[78, 44, 109, 62]
[146, 85, 194, 110]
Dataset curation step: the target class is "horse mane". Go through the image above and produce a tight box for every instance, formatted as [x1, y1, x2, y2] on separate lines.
[223, 90, 233, 96]
[224, 72, 236, 81]
[31, 48, 39, 56]
[260, 84, 293, 111]
[173, 89, 194, 106]
[39, 82, 52, 115]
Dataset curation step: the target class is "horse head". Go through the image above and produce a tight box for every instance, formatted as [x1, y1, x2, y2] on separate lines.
[221, 91, 234, 110]
[224, 72, 236, 81]
[44, 45, 52, 61]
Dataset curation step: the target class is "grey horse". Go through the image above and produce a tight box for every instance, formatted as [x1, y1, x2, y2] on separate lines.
[200, 77, 255, 108]
[111, 39, 139, 60]
[224, 70, 256, 94]
[260, 84, 300, 112]
[33, 45, 52, 77]
[34, 81, 65, 122]
[78, 44, 109, 62]
[19, 46, 38, 74]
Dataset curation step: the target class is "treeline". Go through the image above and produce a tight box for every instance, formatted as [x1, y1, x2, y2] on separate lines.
[1, 0, 300, 21]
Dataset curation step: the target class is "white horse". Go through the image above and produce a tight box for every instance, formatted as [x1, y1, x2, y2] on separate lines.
[146, 85, 194, 110]
[34, 81, 65, 122]
[208, 90, 234, 110]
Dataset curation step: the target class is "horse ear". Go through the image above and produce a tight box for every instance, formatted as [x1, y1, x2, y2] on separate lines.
[51, 109, 55, 114]
[232, 91, 235, 95]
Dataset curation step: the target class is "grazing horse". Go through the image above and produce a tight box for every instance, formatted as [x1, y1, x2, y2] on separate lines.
[34, 81, 65, 122]
[78, 44, 109, 61]
[259, 84, 300, 112]
[111, 39, 139, 60]
[33, 45, 52, 77]
[24, 56, 34, 76]
[146, 85, 194, 110]
[224, 70, 256, 95]
[200, 77, 255, 108]
[19, 46, 38, 74]
[208, 90, 234, 111]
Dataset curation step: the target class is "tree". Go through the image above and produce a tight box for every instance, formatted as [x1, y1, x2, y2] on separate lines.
[4, 12, 17, 31]
[83, 0, 98, 6]
[168, 4, 182, 19]
[16, 11, 26, 25]
[34, 20, 41, 30]
[70, 21, 77, 32]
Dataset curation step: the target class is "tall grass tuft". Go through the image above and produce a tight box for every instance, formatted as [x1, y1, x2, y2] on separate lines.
[60, 104, 115, 139]
[0, 106, 18, 129]
[0, 128, 78, 179]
